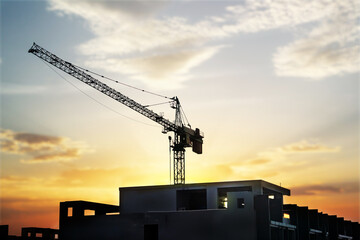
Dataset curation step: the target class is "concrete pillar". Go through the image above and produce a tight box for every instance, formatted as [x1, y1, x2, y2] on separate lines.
[206, 186, 218, 209]
[297, 207, 309, 240]
[254, 195, 270, 240]
[328, 216, 338, 240]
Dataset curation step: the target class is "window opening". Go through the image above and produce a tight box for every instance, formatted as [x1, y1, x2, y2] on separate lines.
[84, 209, 95, 216]
[176, 189, 207, 210]
[217, 186, 251, 209]
[237, 198, 245, 208]
[68, 207, 73, 217]
[283, 213, 290, 219]
[106, 212, 119, 215]
[219, 196, 228, 209]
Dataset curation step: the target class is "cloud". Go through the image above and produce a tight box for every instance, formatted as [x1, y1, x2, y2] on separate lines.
[30, 148, 81, 162]
[46, 0, 359, 88]
[291, 181, 359, 196]
[84, 46, 222, 89]
[273, 1, 359, 79]
[13, 132, 62, 145]
[224, 0, 359, 79]
[292, 185, 341, 195]
[223, 0, 335, 33]
[0, 175, 41, 183]
[278, 140, 340, 153]
[0, 129, 89, 163]
[47, 0, 166, 21]
[223, 140, 341, 180]
[248, 158, 271, 165]
[46, 0, 228, 88]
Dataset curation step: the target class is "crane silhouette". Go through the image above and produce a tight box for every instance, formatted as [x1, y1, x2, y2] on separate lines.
[28, 43, 203, 185]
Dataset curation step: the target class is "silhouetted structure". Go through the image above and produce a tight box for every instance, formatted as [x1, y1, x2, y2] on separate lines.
[58, 180, 360, 240]
[1, 225, 21, 239]
[283, 205, 359, 240]
[29, 43, 204, 185]
[21, 228, 59, 240]
[0, 225, 9, 239]
[0, 226, 58, 240]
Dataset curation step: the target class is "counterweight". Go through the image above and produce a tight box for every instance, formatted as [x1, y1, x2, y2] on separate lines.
[28, 42, 203, 185]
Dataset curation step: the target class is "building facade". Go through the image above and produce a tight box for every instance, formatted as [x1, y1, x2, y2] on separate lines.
[58, 180, 359, 240]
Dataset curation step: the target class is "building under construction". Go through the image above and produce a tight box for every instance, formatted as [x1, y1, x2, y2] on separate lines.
[21, 43, 359, 240]
[58, 180, 359, 240]
[2, 179, 359, 239]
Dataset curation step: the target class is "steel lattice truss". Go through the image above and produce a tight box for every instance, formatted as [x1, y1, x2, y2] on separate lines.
[28, 43, 178, 133]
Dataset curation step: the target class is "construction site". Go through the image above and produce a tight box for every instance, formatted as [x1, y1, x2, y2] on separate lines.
[1, 40, 359, 240]
[1, 0, 360, 239]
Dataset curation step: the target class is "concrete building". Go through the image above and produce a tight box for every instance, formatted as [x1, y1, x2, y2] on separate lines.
[283, 205, 359, 240]
[58, 180, 360, 240]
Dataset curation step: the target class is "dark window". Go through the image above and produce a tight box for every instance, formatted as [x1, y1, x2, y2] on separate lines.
[144, 224, 158, 240]
[237, 198, 245, 208]
[176, 189, 207, 210]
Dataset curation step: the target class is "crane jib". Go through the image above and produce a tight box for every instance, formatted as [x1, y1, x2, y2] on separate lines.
[28, 42, 203, 185]
[28, 43, 177, 132]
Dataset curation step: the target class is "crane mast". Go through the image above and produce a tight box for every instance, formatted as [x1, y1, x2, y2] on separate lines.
[28, 42, 203, 185]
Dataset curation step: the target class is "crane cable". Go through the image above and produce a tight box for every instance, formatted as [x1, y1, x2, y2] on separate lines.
[72, 63, 172, 100]
[144, 101, 173, 108]
[180, 106, 191, 128]
[41, 59, 161, 128]
[72, 63, 192, 128]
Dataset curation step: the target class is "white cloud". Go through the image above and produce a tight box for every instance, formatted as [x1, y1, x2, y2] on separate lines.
[273, 0, 359, 79]
[47, 0, 227, 88]
[48, 0, 166, 20]
[246, 140, 340, 165]
[84, 46, 222, 89]
[47, 0, 359, 87]
[223, 0, 336, 33]
[278, 140, 340, 153]
[77, 17, 226, 57]
[223, 0, 359, 79]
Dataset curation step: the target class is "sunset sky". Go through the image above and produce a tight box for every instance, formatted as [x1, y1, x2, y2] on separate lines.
[1, 0, 359, 236]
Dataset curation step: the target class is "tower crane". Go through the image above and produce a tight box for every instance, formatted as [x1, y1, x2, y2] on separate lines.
[28, 43, 203, 185]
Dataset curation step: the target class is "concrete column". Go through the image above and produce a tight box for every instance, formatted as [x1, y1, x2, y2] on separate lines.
[254, 195, 270, 240]
[206, 186, 218, 209]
